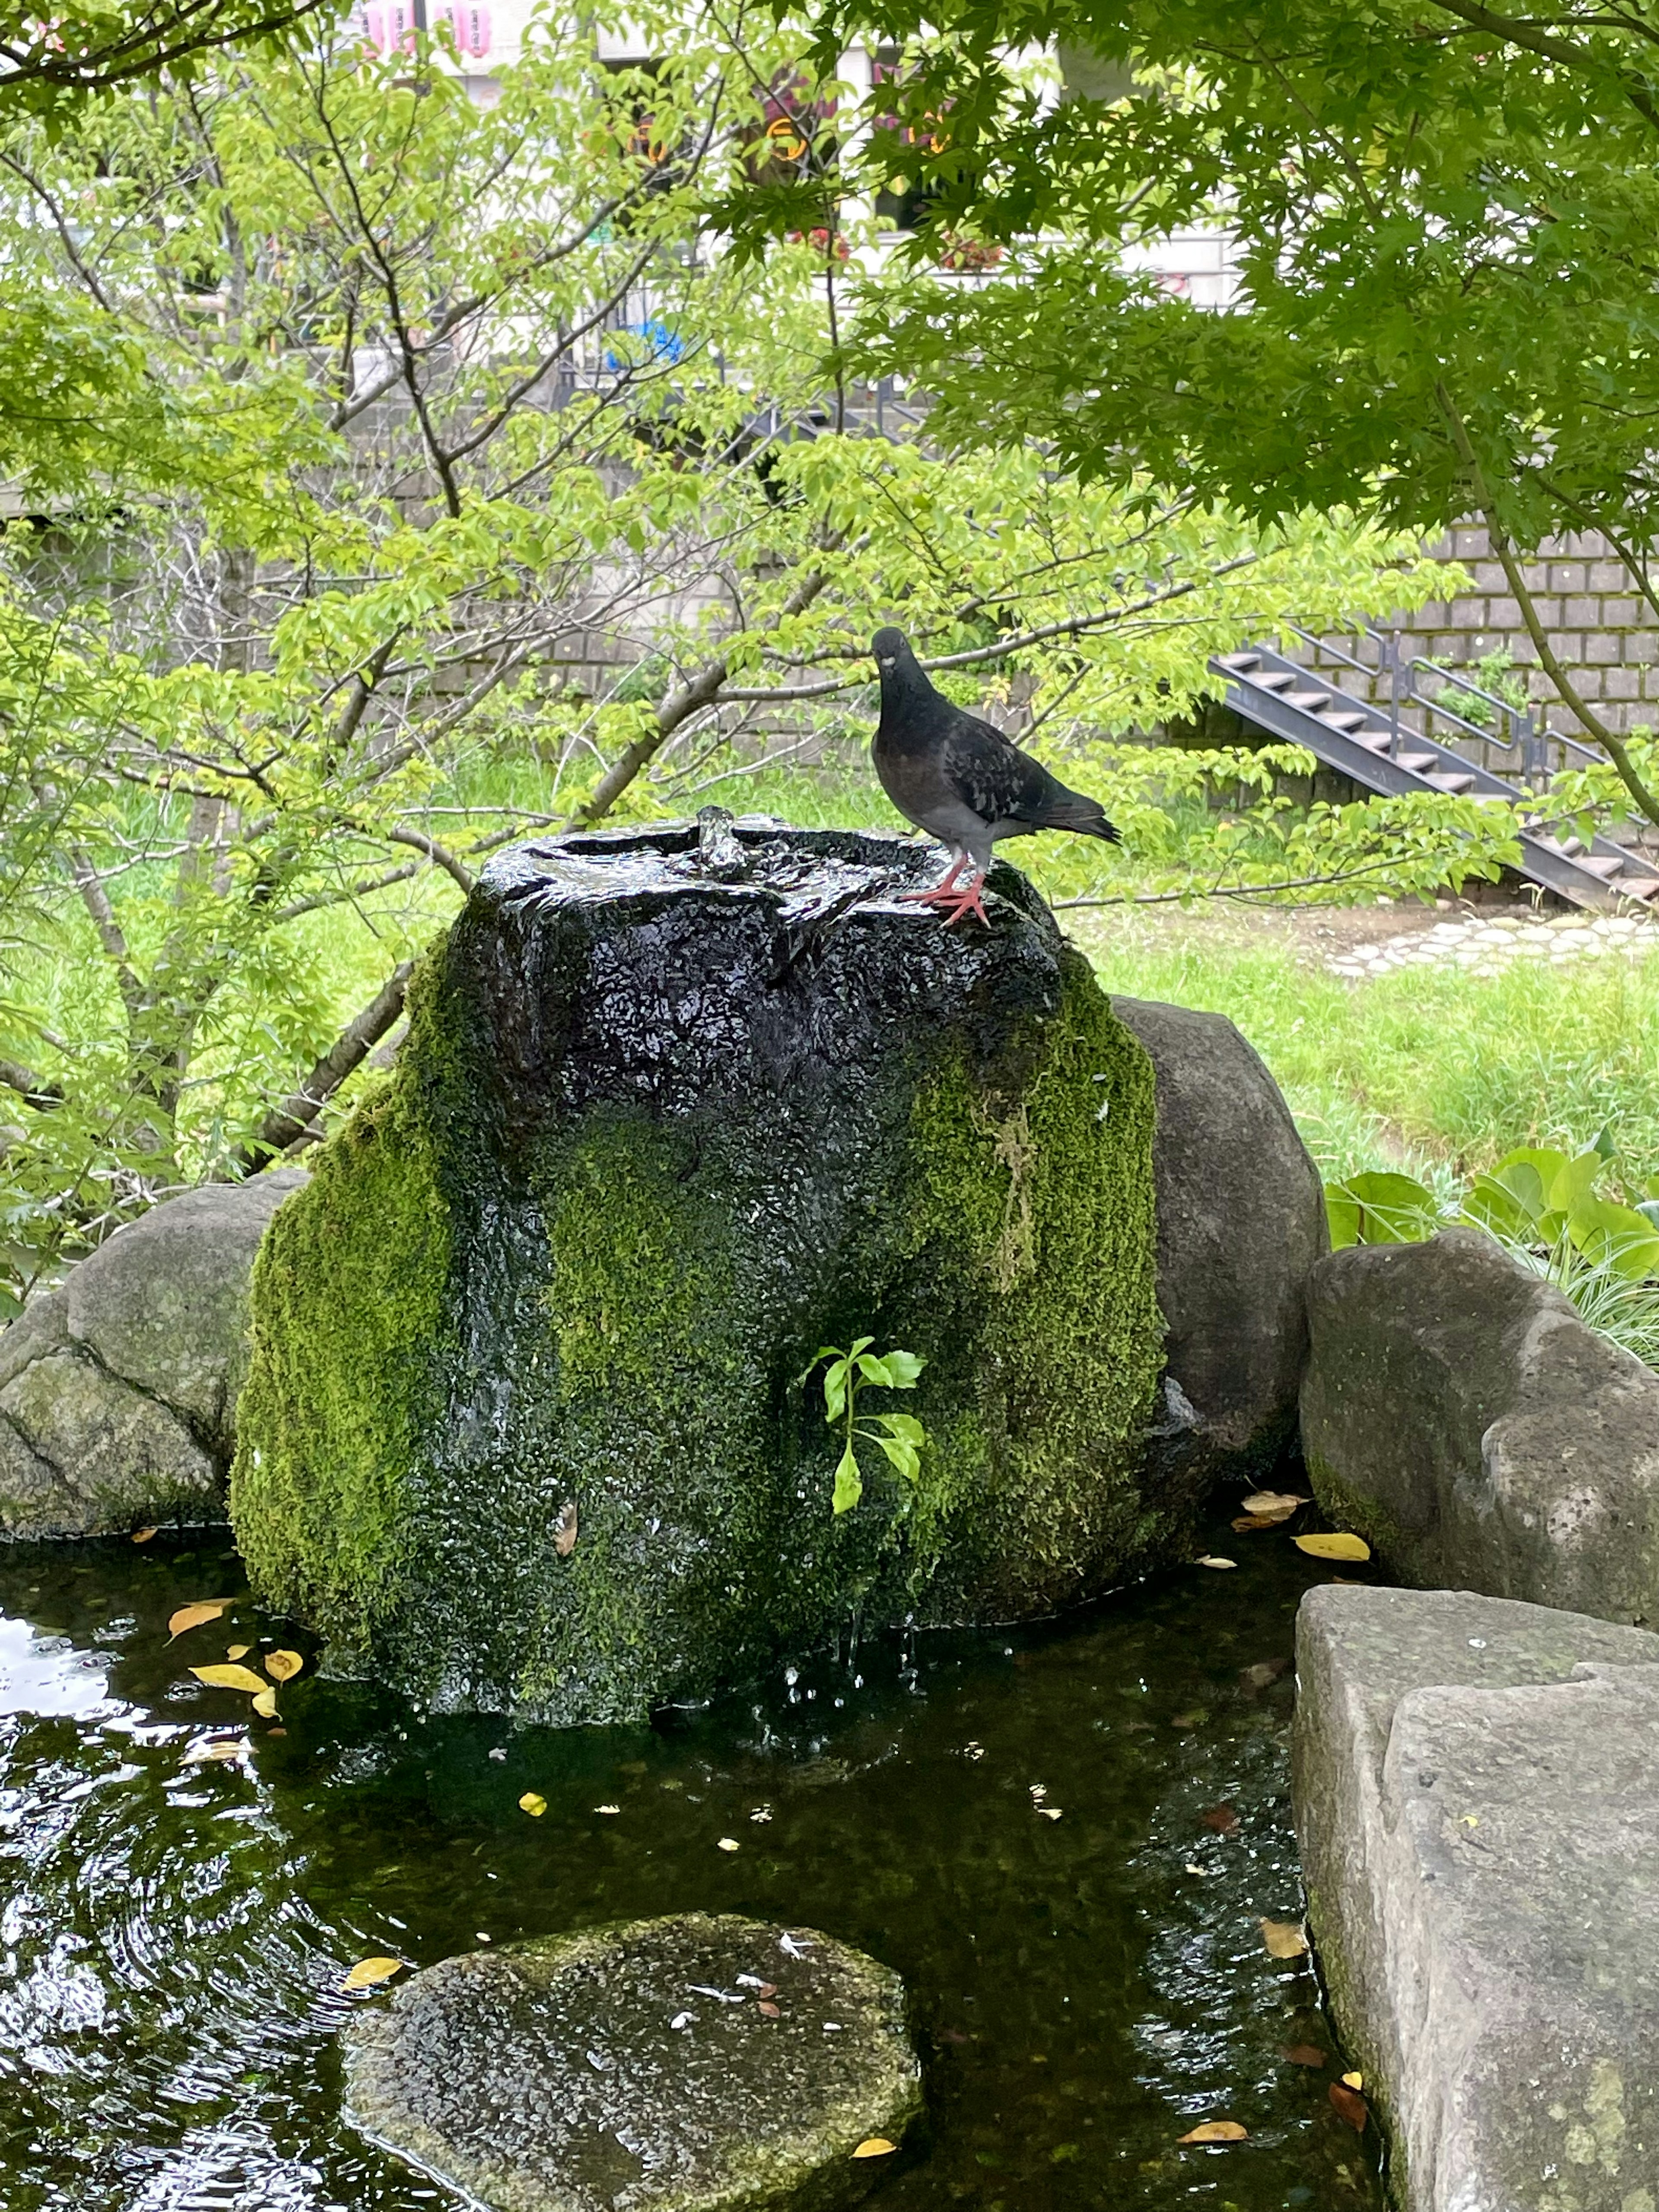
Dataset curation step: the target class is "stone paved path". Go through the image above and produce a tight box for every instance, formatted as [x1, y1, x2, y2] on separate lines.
[1326, 910, 1654, 979]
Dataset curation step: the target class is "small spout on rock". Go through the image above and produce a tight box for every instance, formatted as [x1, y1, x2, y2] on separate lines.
[693, 807, 750, 882]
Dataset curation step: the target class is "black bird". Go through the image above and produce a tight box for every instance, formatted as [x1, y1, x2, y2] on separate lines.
[871, 626, 1120, 925]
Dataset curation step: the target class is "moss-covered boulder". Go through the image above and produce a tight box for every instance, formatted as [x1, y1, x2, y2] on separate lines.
[341, 1914, 921, 2212]
[232, 817, 1166, 1721]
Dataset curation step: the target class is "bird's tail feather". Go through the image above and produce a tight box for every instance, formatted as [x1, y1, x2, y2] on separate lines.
[1044, 798, 1121, 843]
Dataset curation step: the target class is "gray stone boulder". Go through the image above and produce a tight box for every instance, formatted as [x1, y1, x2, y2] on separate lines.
[341, 1913, 922, 2212]
[1294, 1583, 1659, 2212]
[0, 1170, 307, 1539]
[1111, 995, 1327, 1498]
[1302, 1227, 1659, 1624]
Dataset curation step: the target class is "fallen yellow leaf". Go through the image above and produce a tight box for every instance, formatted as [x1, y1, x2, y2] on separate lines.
[1195, 1555, 1236, 1570]
[1260, 1917, 1309, 1960]
[226, 1644, 251, 1660]
[191, 1663, 268, 1694]
[264, 1649, 303, 1683]
[852, 2139, 897, 2159]
[1241, 1491, 1308, 1518]
[519, 1791, 547, 1816]
[1178, 2120, 1247, 2144]
[252, 1688, 278, 1719]
[1293, 1532, 1371, 1561]
[342, 1956, 404, 1991]
[168, 1601, 231, 1640]
[1342, 2070, 1363, 2090]
[131, 1526, 157, 1544]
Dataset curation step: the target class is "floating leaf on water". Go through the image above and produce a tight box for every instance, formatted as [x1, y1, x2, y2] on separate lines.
[519, 1792, 547, 1816]
[1178, 2120, 1247, 2144]
[1342, 2070, 1363, 2089]
[1294, 1532, 1371, 1561]
[264, 1649, 303, 1683]
[131, 1527, 157, 1544]
[168, 1601, 231, 1640]
[1195, 1555, 1236, 1570]
[1329, 2081, 1369, 2132]
[342, 1957, 404, 1991]
[226, 1644, 251, 1660]
[183, 1735, 251, 1764]
[1200, 1803, 1239, 1835]
[1260, 1918, 1309, 1960]
[267, 1727, 287, 1738]
[252, 1688, 278, 1719]
[1232, 1513, 1278, 1532]
[1282, 2043, 1328, 2068]
[716, 1837, 740, 1852]
[852, 2139, 897, 2159]
[757, 2000, 781, 2018]
[553, 1499, 578, 1557]
[1241, 1491, 1308, 1520]
[191, 1663, 268, 1694]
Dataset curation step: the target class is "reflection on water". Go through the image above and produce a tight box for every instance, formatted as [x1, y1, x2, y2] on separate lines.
[0, 1521, 1384, 2212]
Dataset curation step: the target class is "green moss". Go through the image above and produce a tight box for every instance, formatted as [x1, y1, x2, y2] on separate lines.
[231, 888, 1169, 1722]
[889, 942, 1164, 1613]
[230, 966, 452, 1658]
[1305, 1446, 1409, 1570]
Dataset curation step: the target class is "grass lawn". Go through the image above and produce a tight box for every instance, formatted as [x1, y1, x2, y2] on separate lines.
[1065, 905, 1659, 1204]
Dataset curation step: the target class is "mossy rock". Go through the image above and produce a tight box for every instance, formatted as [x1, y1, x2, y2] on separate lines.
[232, 818, 1166, 1721]
[341, 1913, 921, 2212]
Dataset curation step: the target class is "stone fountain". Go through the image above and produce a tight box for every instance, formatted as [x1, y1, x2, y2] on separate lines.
[230, 814, 1179, 1722]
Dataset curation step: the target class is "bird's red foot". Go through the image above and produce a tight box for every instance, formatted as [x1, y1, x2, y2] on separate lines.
[927, 870, 991, 927]
[897, 858, 967, 906]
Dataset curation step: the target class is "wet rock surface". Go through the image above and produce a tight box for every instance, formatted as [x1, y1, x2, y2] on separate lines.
[1302, 1227, 1659, 1623]
[1110, 996, 1325, 1500]
[1294, 1583, 1659, 2212]
[234, 817, 1170, 1722]
[341, 1913, 921, 2212]
[0, 1170, 307, 1539]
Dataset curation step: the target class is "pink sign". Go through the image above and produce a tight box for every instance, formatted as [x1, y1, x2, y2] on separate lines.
[363, 5, 387, 51]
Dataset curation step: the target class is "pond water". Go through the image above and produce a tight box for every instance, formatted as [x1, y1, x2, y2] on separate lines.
[0, 1513, 1385, 2212]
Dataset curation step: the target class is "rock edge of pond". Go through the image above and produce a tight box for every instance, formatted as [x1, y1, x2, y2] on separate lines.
[340, 1911, 922, 2212]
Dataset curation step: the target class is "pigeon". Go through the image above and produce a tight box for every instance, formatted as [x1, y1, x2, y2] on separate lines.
[871, 627, 1119, 925]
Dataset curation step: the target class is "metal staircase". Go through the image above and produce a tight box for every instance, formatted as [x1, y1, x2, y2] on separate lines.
[1210, 632, 1659, 909]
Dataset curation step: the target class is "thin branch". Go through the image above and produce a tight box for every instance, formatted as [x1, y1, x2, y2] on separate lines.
[718, 552, 1262, 702]
[385, 824, 475, 893]
[229, 959, 413, 1176]
[1435, 380, 1659, 828]
[569, 533, 852, 828]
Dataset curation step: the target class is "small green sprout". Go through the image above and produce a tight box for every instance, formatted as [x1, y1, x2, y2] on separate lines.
[810, 1337, 928, 1515]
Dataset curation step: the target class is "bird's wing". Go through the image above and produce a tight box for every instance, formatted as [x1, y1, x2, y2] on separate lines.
[938, 713, 1053, 826]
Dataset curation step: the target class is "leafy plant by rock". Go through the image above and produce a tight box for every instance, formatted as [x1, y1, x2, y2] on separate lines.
[230, 824, 1166, 1724]
[1325, 1144, 1659, 1367]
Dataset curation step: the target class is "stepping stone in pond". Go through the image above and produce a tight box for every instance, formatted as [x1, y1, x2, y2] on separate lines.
[341, 1912, 922, 2212]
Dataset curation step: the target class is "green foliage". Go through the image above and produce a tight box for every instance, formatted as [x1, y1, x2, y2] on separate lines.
[794, 0, 1659, 554]
[0, 3, 1468, 1297]
[810, 1337, 928, 1514]
[1324, 1141, 1659, 1366]
[1072, 907, 1659, 1199]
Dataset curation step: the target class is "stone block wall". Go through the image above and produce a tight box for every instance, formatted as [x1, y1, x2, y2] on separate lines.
[1293, 524, 1659, 742]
